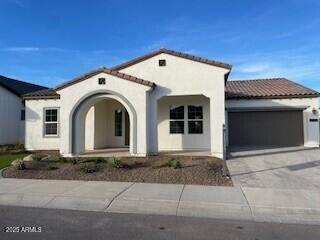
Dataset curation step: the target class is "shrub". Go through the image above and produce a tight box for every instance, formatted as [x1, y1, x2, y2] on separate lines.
[47, 165, 59, 170]
[110, 157, 123, 168]
[58, 157, 68, 163]
[167, 159, 182, 169]
[32, 153, 46, 161]
[79, 162, 98, 173]
[15, 160, 26, 170]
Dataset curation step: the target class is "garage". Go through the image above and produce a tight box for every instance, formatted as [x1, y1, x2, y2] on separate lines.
[228, 110, 304, 147]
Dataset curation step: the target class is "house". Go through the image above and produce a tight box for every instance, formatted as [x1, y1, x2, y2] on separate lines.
[0, 75, 47, 145]
[23, 49, 320, 158]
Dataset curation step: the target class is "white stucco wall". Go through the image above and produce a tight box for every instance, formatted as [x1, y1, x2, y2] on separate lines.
[226, 98, 320, 147]
[85, 99, 127, 150]
[158, 95, 210, 151]
[85, 107, 95, 150]
[25, 99, 61, 150]
[120, 53, 229, 157]
[57, 72, 151, 156]
[0, 86, 24, 145]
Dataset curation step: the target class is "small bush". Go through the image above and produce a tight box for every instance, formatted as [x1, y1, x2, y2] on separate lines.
[79, 162, 98, 173]
[110, 157, 123, 168]
[15, 160, 26, 170]
[85, 157, 106, 164]
[47, 165, 59, 170]
[71, 158, 79, 165]
[58, 157, 68, 163]
[32, 153, 46, 161]
[168, 159, 182, 169]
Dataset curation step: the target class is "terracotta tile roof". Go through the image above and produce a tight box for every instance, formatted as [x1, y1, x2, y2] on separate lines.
[54, 67, 155, 91]
[23, 67, 155, 99]
[111, 48, 232, 70]
[0, 75, 46, 97]
[23, 88, 60, 100]
[226, 78, 320, 99]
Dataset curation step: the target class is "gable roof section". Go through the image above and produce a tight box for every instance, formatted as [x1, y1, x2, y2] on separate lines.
[23, 67, 155, 99]
[54, 67, 155, 91]
[226, 78, 320, 99]
[0, 75, 47, 97]
[111, 48, 232, 71]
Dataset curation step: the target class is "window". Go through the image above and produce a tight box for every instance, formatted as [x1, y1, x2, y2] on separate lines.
[98, 78, 106, 85]
[169, 106, 184, 134]
[159, 59, 166, 66]
[115, 109, 122, 136]
[20, 109, 25, 121]
[44, 108, 59, 136]
[188, 105, 203, 134]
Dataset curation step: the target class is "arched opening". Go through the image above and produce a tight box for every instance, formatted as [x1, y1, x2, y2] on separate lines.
[70, 91, 137, 156]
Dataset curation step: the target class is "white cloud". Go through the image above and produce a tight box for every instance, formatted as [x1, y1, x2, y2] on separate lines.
[4, 47, 40, 52]
[2, 47, 67, 53]
[237, 63, 270, 73]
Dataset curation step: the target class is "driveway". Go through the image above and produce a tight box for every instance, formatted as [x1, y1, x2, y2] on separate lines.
[227, 147, 320, 190]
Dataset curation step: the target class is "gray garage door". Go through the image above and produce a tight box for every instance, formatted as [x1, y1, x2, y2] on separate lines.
[228, 110, 304, 147]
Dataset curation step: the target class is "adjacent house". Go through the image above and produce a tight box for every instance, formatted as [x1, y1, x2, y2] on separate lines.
[0, 75, 47, 145]
[23, 49, 320, 158]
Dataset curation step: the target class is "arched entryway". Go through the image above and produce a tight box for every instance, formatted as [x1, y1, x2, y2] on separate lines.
[70, 91, 137, 155]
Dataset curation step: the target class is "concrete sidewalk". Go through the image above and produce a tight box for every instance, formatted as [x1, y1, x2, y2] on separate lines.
[0, 178, 319, 225]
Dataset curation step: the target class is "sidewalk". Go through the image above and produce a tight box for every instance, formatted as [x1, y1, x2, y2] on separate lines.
[0, 177, 319, 225]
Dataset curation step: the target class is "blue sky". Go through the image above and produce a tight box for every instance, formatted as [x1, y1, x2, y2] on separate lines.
[0, 0, 319, 91]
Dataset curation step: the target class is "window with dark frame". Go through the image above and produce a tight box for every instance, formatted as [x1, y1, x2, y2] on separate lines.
[159, 59, 166, 66]
[21, 109, 25, 121]
[115, 109, 122, 136]
[188, 105, 203, 134]
[169, 105, 184, 134]
[44, 108, 59, 136]
[98, 78, 106, 85]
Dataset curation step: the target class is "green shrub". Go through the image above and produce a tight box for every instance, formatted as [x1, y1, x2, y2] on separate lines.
[79, 162, 98, 173]
[58, 157, 68, 163]
[32, 153, 46, 161]
[167, 159, 182, 169]
[47, 165, 59, 170]
[71, 158, 78, 164]
[15, 160, 26, 170]
[110, 157, 123, 168]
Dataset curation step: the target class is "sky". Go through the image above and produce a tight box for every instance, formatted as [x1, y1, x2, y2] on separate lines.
[0, 0, 319, 91]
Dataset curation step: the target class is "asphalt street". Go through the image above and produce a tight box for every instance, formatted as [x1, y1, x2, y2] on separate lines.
[0, 205, 319, 240]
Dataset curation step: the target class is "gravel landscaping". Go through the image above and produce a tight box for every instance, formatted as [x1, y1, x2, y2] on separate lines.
[2, 151, 232, 186]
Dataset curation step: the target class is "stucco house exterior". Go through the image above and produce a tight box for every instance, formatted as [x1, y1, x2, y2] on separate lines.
[23, 49, 320, 158]
[0, 75, 46, 145]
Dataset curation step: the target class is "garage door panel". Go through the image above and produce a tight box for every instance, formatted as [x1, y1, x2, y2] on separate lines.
[228, 110, 304, 147]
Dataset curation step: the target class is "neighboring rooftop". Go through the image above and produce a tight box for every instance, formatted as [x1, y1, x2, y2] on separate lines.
[226, 78, 320, 99]
[111, 48, 232, 70]
[0, 75, 47, 97]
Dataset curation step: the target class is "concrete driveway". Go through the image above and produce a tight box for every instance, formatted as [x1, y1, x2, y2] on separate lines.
[227, 147, 320, 190]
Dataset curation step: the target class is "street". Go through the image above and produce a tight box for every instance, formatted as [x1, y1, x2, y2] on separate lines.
[0, 205, 319, 240]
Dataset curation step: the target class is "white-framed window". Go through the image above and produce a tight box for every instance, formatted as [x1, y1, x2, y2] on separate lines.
[169, 105, 184, 134]
[188, 105, 203, 134]
[44, 108, 59, 137]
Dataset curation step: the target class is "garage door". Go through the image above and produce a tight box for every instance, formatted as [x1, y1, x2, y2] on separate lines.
[228, 110, 304, 147]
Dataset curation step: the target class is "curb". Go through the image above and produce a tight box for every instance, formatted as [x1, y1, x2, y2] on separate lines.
[0, 167, 8, 178]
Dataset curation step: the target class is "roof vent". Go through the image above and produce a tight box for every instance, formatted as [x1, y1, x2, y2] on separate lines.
[159, 59, 166, 67]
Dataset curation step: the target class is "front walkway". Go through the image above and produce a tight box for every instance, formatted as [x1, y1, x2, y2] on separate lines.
[0, 178, 319, 225]
[227, 147, 320, 190]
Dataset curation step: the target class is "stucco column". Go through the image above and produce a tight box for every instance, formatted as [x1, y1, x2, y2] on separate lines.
[210, 95, 225, 159]
[135, 92, 148, 156]
[146, 91, 158, 154]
